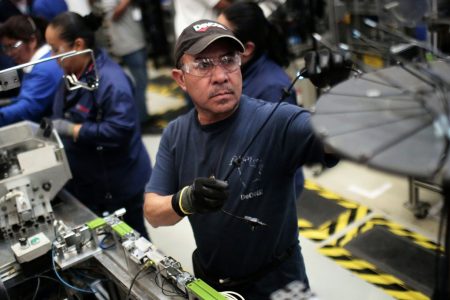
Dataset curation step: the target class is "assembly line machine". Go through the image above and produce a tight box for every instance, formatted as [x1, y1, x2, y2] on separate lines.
[0, 121, 230, 299]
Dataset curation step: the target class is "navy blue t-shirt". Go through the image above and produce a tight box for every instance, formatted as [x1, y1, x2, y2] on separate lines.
[242, 53, 304, 198]
[147, 95, 335, 295]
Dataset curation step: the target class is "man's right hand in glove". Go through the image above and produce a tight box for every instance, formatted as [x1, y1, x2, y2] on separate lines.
[172, 177, 229, 216]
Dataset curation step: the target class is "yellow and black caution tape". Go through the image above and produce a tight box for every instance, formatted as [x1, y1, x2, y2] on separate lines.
[298, 180, 371, 242]
[320, 216, 443, 300]
[319, 245, 429, 300]
[335, 216, 444, 252]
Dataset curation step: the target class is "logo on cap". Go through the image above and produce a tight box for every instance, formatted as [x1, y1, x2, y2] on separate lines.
[193, 22, 227, 32]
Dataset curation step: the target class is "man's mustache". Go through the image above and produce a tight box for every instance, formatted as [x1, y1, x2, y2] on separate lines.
[208, 86, 235, 98]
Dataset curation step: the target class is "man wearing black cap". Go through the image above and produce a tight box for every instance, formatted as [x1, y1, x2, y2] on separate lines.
[144, 19, 337, 299]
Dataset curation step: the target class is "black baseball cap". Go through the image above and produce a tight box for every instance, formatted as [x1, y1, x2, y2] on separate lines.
[174, 19, 245, 68]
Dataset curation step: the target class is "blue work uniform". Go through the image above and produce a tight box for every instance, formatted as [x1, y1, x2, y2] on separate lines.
[0, 50, 62, 126]
[242, 53, 297, 105]
[52, 49, 151, 236]
[147, 95, 337, 299]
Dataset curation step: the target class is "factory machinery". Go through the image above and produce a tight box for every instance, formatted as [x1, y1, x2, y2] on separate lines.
[0, 121, 242, 299]
[53, 208, 233, 300]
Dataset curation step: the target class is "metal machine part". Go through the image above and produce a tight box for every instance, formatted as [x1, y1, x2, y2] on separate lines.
[0, 127, 228, 300]
[0, 49, 99, 93]
[53, 221, 101, 270]
[10, 232, 52, 263]
[54, 211, 227, 300]
[0, 69, 20, 92]
[157, 256, 194, 294]
[101, 213, 173, 286]
[101, 213, 227, 299]
[60, 49, 100, 91]
[0, 121, 72, 240]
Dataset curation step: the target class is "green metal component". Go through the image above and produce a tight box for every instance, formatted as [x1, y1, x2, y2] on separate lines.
[86, 218, 107, 230]
[111, 221, 134, 237]
[186, 279, 227, 300]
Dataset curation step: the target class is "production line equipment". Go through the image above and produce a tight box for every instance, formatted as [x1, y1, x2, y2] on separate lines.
[52, 208, 229, 300]
[0, 121, 71, 264]
[0, 122, 238, 300]
[0, 125, 236, 299]
[0, 48, 98, 269]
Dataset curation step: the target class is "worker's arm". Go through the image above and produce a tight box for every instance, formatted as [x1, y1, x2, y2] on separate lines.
[144, 193, 183, 227]
[144, 178, 229, 228]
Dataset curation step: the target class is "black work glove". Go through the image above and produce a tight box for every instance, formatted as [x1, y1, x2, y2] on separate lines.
[171, 177, 229, 216]
[304, 48, 352, 89]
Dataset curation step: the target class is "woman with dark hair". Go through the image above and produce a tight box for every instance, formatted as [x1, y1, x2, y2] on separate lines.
[45, 11, 152, 237]
[0, 15, 62, 125]
[218, 1, 296, 105]
[218, 2, 304, 198]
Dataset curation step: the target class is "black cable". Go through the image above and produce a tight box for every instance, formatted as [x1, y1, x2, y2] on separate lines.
[16, 275, 68, 299]
[34, 275, 63, 286]
[161, 277, 186, 298]
[222, 70, 305, 182]
[126, 267, 154, 300]
[126, 267, 146, 300]
[153, 270, 186, 297]
[153, 270, 186, 298]
[221, 209, 268, 229]
[218, 69, 307, 228]
[222, 69, 305, 183]
[31, 277, 40, 300]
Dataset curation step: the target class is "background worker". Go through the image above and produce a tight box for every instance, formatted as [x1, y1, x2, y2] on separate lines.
[46, 11, 152, 237]
[0, 15, 62, 126]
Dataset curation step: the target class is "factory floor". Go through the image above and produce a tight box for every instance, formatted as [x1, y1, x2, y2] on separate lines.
[140, 64, 443, 300]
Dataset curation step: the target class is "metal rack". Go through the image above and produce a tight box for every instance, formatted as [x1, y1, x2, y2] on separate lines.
[407, 177, 442, 219]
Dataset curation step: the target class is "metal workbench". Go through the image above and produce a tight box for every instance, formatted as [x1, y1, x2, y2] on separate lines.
[0, 189, 181, 299]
